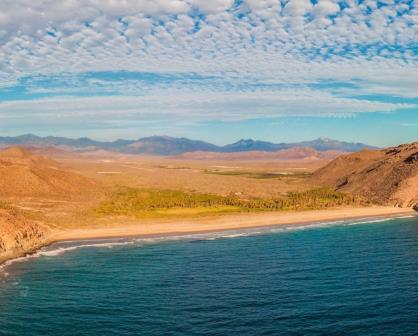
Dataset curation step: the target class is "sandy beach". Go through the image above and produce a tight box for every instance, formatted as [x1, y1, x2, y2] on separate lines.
[52, 206, 416, 242]
[1, 206, 415, 267]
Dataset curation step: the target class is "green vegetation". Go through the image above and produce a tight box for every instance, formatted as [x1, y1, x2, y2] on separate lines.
[204, 170, 312, 179]
[95, 187, 365, 219]
[96, 188, 242, 218]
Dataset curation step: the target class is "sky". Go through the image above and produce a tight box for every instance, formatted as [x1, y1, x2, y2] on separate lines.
[0, 0, 417, 146]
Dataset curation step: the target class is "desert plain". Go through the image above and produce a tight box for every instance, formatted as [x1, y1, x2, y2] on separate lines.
[1, 143, 417, 264]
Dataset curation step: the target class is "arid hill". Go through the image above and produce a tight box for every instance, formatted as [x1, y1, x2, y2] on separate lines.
[311, 142, 418, 208]
[0, 204, 49, 263]
[174, 147, 344, 161]
[0, 148, 101, 262]
[0, 147, 99, 199]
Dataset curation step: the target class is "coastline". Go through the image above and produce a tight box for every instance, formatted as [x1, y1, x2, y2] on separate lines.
[1, 206, 416, 269]
[51, 206, 415, 242]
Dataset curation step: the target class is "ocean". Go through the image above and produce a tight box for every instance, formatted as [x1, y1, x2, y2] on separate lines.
[1, 215, 418, 335]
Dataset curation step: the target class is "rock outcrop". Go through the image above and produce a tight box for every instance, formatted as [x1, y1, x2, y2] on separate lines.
[310, 142, 418, 208]
[0, 147, 100, 264]
[0, 205, 49, 263]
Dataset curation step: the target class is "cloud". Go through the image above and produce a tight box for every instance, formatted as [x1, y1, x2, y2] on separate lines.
[0, 88, 414, 126]
[243, 0, 278, 11]
[0, 0, 417, 134]
[0, 1, 415, 85]
[191, 0, 234, 13]
[388, 122, 418, 127]
[312, 0, 340, 17]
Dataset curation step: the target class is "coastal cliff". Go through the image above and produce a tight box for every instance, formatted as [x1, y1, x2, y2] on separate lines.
[0, 146, 99, 264]
[0, 206, 49, 263]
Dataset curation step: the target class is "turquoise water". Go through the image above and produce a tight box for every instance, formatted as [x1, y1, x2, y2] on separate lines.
[1, 216, 418, 335]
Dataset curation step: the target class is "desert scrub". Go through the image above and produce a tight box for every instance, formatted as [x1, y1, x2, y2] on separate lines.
[95, 188, 242, 218]
[95, 187, 366, 218]
[204, 170, 312, 179]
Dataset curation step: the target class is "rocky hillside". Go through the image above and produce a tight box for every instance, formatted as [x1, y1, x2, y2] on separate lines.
[311, 142, 418, 208]
[0, 147, 98, 199]
[0, 147, 101, 264]
[0, 204, 49, 263]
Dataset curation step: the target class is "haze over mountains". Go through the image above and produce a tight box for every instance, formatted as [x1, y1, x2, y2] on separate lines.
[0, 135, 376, 156]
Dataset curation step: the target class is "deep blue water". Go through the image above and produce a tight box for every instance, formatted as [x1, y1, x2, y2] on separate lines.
[1, 216, 418, 336]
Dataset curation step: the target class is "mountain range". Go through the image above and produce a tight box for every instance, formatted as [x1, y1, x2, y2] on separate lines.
[0, 134, 377, 156]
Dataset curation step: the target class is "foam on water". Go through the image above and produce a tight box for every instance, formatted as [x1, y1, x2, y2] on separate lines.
[1, 213, 416, 275]
[1, 214, 418, 335]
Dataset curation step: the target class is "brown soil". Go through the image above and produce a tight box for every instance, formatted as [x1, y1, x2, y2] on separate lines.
[0, 147, 100, 199]
[0, 205, 49, 263]
[310, 142, 418, 207]
[2, 142, 417, 266]
[173, 147, 345, 161]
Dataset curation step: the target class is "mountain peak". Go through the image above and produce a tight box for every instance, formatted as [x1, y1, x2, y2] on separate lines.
[235, 139, 255, 144]
[317, 137, 334, 142]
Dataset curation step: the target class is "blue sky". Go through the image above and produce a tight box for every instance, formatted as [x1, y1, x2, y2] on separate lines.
[0, 0, 417, 146]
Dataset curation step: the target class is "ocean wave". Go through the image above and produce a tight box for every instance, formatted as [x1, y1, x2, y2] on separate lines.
[36, 241, 135, 257]
[0, 241, 136, 275]
[344, 218, 394, 226]
[1, 214, 416, 274]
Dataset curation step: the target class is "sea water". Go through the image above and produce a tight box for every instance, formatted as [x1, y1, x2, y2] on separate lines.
[1, 216, 418, 335]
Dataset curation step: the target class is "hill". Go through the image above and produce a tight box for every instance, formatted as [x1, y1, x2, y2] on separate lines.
[0, 204, 49, 263]
[0, 134, 376, 156]
[310, 142, 418, 208]
[0, 147, 99, 199]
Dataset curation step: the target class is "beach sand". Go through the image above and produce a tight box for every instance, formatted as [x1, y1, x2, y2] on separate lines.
[52, 206, 416, 242]
[1, 206, 416, 268]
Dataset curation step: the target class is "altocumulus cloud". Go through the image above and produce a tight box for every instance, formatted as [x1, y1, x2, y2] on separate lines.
[0, 0, 417, 128]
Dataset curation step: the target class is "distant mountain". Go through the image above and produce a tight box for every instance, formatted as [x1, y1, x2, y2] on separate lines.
[0, 134, 377, 156]
[221, 139, 288, 152]
[295, 138, 378, 152]
[0, 134, 103, 148]
[220, 138, 378, 153]
[125, 136, 219, 156]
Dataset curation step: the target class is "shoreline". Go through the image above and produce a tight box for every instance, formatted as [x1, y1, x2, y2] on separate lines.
[1, 206, 416, 270]
[52, 206, 415, 242]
